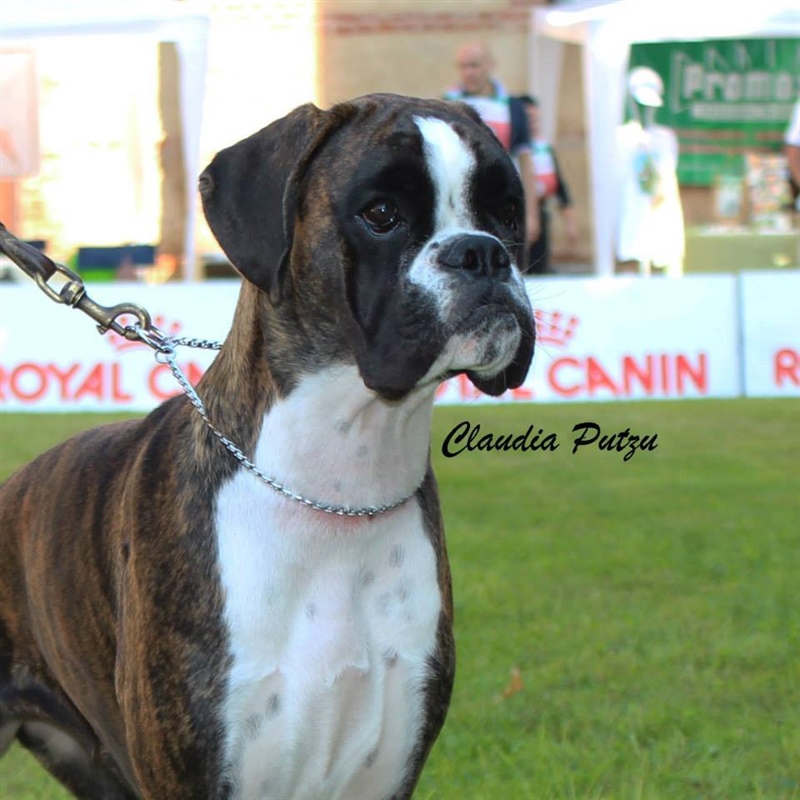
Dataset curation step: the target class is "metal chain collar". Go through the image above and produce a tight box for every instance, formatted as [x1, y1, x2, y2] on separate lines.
[0, 223, 414, 518]
[138, 327, 415, 518]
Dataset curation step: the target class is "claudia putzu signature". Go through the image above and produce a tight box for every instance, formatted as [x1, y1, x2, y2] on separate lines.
[441, 421, 658, 462]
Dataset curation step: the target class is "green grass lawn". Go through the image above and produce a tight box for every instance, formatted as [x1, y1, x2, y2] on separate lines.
[1, 399, 798, 799]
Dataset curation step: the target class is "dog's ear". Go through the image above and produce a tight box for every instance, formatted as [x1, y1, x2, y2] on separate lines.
[467, 318, 535, 397]
[199, 103, 346, 301]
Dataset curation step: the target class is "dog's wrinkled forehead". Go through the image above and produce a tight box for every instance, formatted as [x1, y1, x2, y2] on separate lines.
[413, 116, 476, 231]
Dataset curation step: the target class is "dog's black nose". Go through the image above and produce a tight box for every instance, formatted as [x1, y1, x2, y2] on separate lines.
[438, 235, 511, 280]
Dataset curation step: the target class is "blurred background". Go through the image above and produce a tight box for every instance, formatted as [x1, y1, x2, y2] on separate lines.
[1, 0, 798, 283]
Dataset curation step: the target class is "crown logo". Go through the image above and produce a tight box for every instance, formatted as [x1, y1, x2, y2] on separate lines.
[534, 309, 579, 349]
[106, 314, 183, 352]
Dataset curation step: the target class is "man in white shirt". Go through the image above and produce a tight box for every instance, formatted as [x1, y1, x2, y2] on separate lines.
[445, 41, 540, 248]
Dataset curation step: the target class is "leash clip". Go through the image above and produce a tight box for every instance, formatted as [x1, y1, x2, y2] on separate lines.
[36, 260, 153, 341]
[73, 284, 154, 341]
[1, 221, 153, 341]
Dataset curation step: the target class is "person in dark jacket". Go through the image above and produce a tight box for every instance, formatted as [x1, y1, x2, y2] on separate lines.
[518, 95, 578, 274]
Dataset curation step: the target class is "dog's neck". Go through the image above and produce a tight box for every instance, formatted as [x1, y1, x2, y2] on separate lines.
[188, 285, 274, 467]
[197, 282, 436, 514]
[254, 365, 436, 513]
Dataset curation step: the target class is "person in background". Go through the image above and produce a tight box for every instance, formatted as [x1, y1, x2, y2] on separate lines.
[785, 98, 800, 211]
[445, 40, 540, 249]
[518, 95, 578, 274]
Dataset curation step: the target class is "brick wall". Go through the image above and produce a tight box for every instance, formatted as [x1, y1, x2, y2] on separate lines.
[318, 0, 541, 105]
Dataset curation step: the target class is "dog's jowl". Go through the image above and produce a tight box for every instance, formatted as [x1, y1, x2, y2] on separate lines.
[0, 94, 535, 800]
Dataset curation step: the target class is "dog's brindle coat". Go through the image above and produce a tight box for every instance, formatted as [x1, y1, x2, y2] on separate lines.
[0, 94, 534, 799]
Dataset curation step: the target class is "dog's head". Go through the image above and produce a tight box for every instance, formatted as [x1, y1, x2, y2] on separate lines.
[200, 93, 534, 401]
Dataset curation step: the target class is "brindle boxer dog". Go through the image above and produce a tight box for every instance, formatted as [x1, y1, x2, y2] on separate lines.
[0, 93, 535, 799]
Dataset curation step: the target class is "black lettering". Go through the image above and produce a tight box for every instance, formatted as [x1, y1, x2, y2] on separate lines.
[642, 434, 659, 452]
[495, 433, 512, 451]
[477, 432, 494, 451]
[441, 420, 471, 457]
[542, 433, 560, 451]
[623, 434, 640, 462]
[572, 421, 600, 454]
[598, 433, 614, 452]
[512, 425, 535, 451]
[615, 428, 632, 451]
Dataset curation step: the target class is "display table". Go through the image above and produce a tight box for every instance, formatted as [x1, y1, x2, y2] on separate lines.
[684, 227, 799, 273]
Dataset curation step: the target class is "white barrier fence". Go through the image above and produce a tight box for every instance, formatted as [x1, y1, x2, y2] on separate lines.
[0, 272, 797, 411]
[740, 272, 800, 399]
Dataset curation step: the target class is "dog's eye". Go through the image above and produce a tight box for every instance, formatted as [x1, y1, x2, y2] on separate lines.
[361, 200, 400, 234]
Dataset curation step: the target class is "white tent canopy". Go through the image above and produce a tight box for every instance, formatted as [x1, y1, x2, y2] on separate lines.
[530, 0, 800, 276]
[0, 0, 210, 280]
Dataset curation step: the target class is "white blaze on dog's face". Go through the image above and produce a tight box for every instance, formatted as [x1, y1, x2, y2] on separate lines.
[413, 116, 476, 232]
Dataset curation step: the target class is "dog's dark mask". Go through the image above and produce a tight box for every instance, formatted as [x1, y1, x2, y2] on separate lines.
[199, 97, 534, 401]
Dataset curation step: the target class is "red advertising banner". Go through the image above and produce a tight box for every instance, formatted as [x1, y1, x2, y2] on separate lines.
[0, 273, 795, 412]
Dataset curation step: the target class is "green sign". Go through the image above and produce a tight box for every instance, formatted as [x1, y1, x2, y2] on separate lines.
[629, 38, 800, 185]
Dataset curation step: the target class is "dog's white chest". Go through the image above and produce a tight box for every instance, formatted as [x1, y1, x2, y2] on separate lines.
[215, 449, 442, 799]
